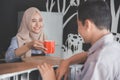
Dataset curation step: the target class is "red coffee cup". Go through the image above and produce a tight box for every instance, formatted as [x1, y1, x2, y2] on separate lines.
[44, 40, 55, 54]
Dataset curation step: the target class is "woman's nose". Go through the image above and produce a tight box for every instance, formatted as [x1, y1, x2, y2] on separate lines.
[36, 22, 40, 26]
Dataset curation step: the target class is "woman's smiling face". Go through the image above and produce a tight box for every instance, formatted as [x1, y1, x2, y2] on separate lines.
[30, 12, 43, 34]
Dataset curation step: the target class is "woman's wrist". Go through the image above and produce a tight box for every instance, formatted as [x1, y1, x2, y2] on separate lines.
[25, 42, 32, 49]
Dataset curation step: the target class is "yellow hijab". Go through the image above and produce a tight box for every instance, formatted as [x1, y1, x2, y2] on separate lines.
[16, 7, 47, 58]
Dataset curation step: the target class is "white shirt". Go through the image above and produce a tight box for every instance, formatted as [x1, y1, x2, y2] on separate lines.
[80, 33, 120, 80]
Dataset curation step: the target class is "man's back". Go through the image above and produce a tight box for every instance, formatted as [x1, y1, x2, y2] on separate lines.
[80, 33, 120, 80]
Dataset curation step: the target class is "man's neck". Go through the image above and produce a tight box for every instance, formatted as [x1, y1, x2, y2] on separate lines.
[91, 29, 110, 45]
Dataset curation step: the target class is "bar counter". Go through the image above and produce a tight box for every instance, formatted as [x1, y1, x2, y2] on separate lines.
[0, 56, 63, 79]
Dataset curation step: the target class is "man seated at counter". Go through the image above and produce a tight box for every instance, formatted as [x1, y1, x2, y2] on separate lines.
[5, 7, 47, 63]
[38, 0, 120, 80]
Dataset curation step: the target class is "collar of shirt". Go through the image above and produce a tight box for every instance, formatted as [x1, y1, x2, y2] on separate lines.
[88, 33, 114, 56]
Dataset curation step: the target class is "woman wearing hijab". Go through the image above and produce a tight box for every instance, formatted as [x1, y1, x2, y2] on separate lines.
[5, 7, 47, 62]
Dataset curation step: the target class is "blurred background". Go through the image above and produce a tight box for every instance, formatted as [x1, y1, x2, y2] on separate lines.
[0, 0, 120, 60]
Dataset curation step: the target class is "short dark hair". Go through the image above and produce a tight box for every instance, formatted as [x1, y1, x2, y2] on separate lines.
[78, 0, 112, 30]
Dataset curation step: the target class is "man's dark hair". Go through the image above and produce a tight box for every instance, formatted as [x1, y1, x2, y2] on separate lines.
[78, 0, 112, 30]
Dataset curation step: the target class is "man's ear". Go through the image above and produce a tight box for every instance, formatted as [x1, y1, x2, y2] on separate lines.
[84, 19, 92, 32]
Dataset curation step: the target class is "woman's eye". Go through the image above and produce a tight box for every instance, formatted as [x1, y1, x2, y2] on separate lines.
[32, 19, 37, 22]
[32, 20, 36, 22]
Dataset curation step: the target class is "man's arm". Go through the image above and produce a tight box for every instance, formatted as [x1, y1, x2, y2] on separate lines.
[56, 52, 88, 80]
[67, 51, 88, 64]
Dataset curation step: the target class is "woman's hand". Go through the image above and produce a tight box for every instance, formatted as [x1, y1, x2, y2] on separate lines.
[26, 40, 46, 52]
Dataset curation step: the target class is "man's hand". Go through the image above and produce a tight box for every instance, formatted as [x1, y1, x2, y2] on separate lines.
[56, 60, 70, 80]
[38, 63, 56, 80]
